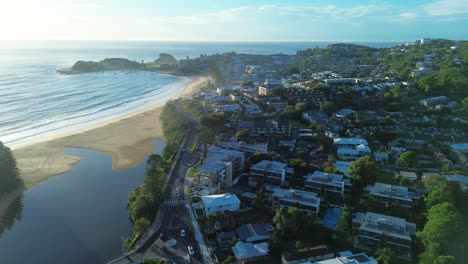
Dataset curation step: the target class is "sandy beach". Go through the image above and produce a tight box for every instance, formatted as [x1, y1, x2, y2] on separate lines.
[11, 75, 210, 188]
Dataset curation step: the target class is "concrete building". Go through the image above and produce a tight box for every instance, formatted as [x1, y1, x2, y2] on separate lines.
[258, 83, 283, 96]
[201, 193, 241, 216]
[198, 146, 245, 187]
[264, 185, 321, 217]
[353, 212, 416, 260]
[364, 182, 418, 208]
[304, 171, 351, 196]
[281, 245, 333, 264]
[250, 160, 294, 185]
[334, 138, 371, 160]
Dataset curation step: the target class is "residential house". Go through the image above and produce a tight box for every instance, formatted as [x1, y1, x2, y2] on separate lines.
[352, 212, 416, 260]
[364, 182, 419, 208]
[235, 224, 274, 243]
[232, 241, 269, 261]
[201, 193, 241, 216]
[304, 171, 351, 196]
[258, 83, 283, 96]
[316, 251, 378, 264]
[250, 160, 294, 185]
[264, 185, 321, 217]
[230, 119, 291, 137]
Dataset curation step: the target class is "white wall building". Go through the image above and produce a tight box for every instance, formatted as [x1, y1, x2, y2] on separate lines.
[201, 193, 241, 216]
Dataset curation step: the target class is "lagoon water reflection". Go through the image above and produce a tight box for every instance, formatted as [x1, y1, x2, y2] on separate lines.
[0, 139, 164, 264]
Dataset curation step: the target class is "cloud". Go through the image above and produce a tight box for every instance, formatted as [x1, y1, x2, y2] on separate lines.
[424, 0, 468, 16]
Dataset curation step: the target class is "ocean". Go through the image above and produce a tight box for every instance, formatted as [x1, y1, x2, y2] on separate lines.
[0, 40, 399, 147]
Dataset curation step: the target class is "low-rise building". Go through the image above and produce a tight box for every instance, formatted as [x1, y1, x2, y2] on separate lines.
[304, 171, 351, 196]
[317, 251, 377, 264]
[264, 185, 321, 216]
[258, 83, 283, 96]
[198, 146, 245, 187]
[250, 160, 294, 184]
[235, 224, 274, 243]
[334, 138, 368, 148]
[364, 182, 418, 208]
[201, 193, 241, 216]
[353, 212, 416, 260]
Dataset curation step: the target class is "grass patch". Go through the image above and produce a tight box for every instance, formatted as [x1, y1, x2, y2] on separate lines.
[188, 167, 199, 178]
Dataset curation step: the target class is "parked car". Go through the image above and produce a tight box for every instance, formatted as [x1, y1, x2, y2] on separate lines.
[180, 229, 186, 237]
[187, 245, 195, 255]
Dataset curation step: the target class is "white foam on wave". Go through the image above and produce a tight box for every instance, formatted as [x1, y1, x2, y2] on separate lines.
[3, 75, 190, 148]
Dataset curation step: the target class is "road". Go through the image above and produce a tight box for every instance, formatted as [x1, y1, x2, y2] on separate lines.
[108, 106, 208, 264]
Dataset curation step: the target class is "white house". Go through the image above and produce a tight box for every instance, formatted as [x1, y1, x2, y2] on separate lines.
[201, 193, 241, 216]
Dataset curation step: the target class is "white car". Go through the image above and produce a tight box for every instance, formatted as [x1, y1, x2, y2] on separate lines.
[180, 229, 186, 237]
[187, 245, 195, 256]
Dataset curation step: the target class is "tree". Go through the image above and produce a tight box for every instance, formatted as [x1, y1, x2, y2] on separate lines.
[349, 156, 377, 185]
[273, 207, 305, 238]
[336, 207, 351, 239]
[425, 182, 455, 208]
[433, 255, 456, 264]
[288, 158, 310, 177]
[235, 129, 250, 142]
[295, 240, 303, 250]
[268, 233, 283, 256]
[319, 102, 339, 115]
[295, 102, 308, 112]
[422, 175, 446, 191]
[283, 105, 301, 120]
[375, 248, 396, 264]
[417, 202, 462, 257]
[396, 151, 417, 167]
[197, 128, 215, 146]
[133, 217, 151, 235]
[0, 141, 22, 195]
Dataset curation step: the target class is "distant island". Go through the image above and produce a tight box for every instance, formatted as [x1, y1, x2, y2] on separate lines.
[58, 53, 183, 75]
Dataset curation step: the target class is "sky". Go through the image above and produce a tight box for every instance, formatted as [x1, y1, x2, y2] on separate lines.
[0, 0, 467, 42]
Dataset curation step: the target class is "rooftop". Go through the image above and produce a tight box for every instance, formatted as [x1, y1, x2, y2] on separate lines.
[201, 193, 241, 208]
[236, 224, 274, 241]
[366, 182, 416, 201]
[305, 171, 345, 185]
[334, 138, 368, 146]
[353, 212, 416, 240]
[270, 186, 320, 207]
[251, 160, 288, 173]
[199, 146, 244, 173]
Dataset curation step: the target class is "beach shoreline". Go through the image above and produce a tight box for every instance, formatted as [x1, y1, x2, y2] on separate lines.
[11, 75, 210, 188]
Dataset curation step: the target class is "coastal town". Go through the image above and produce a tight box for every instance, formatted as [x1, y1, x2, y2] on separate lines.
[106, 38, 468, 264]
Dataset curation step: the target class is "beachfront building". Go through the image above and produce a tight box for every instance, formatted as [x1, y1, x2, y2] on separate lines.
[200, 193, 241, 216]
[364, 182, 419, 208]
[198, 146, 244, 187]
[304, 171, 351, 196]
[249, 160, 294, 185]
[352, 212, 416, 260]
[264, 185, 321, 217]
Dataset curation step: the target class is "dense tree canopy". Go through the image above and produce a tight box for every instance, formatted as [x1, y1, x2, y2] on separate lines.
[349, 156, 377, 185]
[0, 142, 23, 196]
[396, 151, 417, 168]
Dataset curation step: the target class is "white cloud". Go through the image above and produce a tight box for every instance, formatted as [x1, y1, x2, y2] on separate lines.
[424, 0, 468, 16]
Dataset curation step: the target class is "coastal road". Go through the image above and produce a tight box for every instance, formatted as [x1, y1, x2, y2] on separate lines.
[108, 106, 205, 264]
